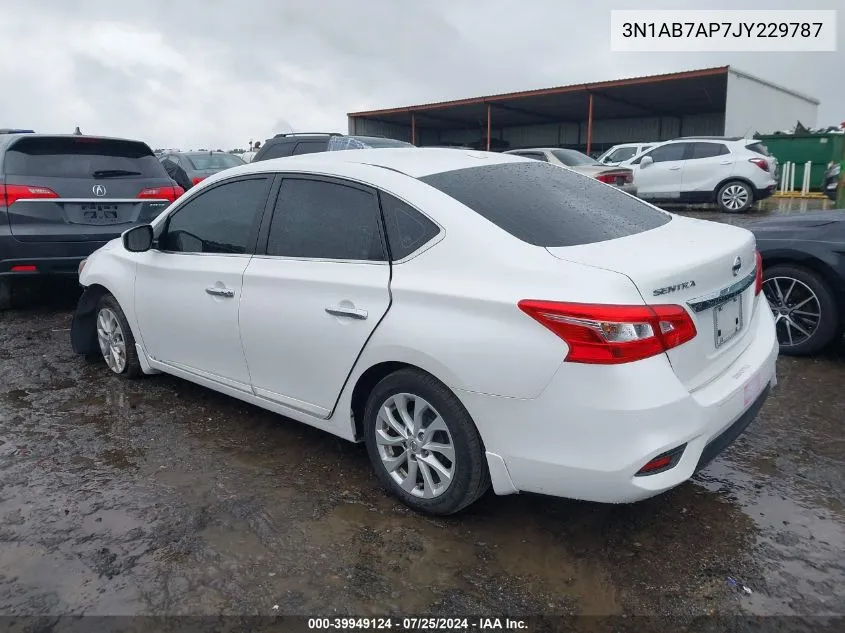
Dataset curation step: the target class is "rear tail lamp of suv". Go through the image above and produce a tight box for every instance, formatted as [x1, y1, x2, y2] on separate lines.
[748, 158, 769, 172]
[518, 300, 697, 364]
[595, 171, 634, 185]
[137, 186, 184, 203]
[1, 184, 59, 206]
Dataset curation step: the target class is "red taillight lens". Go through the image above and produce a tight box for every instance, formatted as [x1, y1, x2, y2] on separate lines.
[595, 171, 631, 184]
[749, 158, 769, 172]
[11, 265, 37, 272]
[2, 184, 59, 206]
[191, 176, 205, 185]
[754, 249, 763, 296]
[518, 300, 697, 364]
[137, 186, 183, 203]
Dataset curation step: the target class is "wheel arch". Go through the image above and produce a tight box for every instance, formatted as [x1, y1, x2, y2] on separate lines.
[714, 176, 757, 202]
[70, 283, 111, 355]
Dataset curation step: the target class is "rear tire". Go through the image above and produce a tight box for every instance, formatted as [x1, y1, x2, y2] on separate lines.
[0, 279, 11, 311]
[95, 294, 143, 378]
[716, 180, 754, 213]
[762, 264, 840, 356]
[363, 368, 490, 515]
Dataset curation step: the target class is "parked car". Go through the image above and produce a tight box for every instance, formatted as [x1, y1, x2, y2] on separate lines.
[597, 142, 656, 166]
[252, 133, 414, 162]
[822, 162, 840, 201]
[749, 210, 845, 355]
[157, 151, 245, 186]
[0, 133, 182, 309]
[71, 149, 777, 515]
[504, 148, 636, 196]
[622, 137, 778, 213]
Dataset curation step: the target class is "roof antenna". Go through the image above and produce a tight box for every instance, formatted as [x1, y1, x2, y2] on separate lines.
[73, 126, 82, 135]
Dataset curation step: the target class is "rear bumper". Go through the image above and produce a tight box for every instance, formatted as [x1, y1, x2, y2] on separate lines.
[0, 256, 91, 277]
[459, 298, 779, 503]
[0, 237, 106, 277]
[753, 184, 777, 201]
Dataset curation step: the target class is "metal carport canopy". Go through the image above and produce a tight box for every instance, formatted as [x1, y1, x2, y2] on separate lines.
[348, 66, 730, 152]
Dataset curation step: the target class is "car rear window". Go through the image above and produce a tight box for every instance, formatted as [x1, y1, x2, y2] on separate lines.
[746, 142, 771, 157]
[184, 153, 245, 170]
[3, 137, 167, 179]
[419, 162, 671, 247]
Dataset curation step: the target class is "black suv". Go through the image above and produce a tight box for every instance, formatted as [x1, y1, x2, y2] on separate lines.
[252, 133, 413, 162]
[1, 134, 182, 308]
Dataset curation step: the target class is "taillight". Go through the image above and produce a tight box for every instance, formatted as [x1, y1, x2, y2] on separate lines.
[595, 171, 631, 184]
[754, 249, 763, 295]
[2, 184, 59, 206]
[518, 300, 697, 364]
[137, 186, 183, 203]
[191, 176, 205, 185]
[749, 158, 769, 172]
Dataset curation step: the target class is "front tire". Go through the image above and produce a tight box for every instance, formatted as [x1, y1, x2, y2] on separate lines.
[717, 180, 754, 213]
[95, 295, 142, 378]
[762, 264, 840, 356]
[363, 368, 490, 515]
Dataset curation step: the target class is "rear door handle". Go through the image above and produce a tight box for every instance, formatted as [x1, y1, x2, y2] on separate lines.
[669, 166, 681, 171]
[206, 286, 235, 298]
[720, 161, 733, 165]
[325, 306, 368, 320]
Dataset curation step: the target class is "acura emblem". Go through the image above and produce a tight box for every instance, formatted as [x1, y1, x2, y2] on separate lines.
[732, 256, 742, 277]
[92, 184, 107, 197]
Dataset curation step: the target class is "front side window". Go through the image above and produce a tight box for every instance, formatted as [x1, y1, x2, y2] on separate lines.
[159, 177, 271, 254]
[266, 178, 386, 261]
[640, 143, 687, 164]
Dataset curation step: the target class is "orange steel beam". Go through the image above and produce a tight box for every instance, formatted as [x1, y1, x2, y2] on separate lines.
[486, 103, 491, 151]
[347, 66, 729, 117]
[586, 93, 594, 155]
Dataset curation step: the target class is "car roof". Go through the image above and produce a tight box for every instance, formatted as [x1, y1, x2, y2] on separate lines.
[0, 133, 152, 151]
[208, 148, 526, 180]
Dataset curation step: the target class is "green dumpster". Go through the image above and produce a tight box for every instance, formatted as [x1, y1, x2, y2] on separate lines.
[754, 133, 845, 191]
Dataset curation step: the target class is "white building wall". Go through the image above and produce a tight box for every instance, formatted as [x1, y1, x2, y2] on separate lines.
[724, 68, 818, 137]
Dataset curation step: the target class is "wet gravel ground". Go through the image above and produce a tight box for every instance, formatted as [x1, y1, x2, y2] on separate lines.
[1, 199, 843, 623]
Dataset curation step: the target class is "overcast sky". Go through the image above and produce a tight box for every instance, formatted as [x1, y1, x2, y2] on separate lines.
[0, 0, 841, 149]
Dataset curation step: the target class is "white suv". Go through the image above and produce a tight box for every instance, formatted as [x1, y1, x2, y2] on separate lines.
[597, 142, 656, 166]
[622, 137, 778, 213]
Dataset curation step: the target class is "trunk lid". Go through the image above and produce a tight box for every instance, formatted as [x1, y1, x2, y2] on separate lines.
[546, 215, 759, 391]
[2, 136, 173, 242]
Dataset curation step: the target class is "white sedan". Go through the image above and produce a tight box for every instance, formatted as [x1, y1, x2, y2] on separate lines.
[71, 148, 778, 515]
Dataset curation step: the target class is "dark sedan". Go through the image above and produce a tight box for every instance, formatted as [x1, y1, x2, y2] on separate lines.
[158, 151, 245, 186]
[750, 210, 845, 355]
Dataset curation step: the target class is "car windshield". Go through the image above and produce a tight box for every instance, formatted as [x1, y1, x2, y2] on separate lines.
[606, 147, 639, 162]
[184, 153, 245, 170]
[328, 136, 415, 150]
[4, 136, 166, 179]
[551, 149, 600, 166]
[420, 161, 670, 247]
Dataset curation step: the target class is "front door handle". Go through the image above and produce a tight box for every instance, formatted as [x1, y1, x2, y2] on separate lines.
[669, 166, 681, 171]
[206, 286, 235, 298]
[325, 306, 368, 320]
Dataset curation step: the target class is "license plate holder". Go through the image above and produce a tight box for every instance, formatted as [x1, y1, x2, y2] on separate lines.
[72, 204, 121, 225]
[714, 296, 743, 348]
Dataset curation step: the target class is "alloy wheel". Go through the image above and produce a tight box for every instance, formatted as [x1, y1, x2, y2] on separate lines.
[763, 276, 821, 348]
[721, 184, 750, 211]
[96, 307, 127, 373]
[375, 393, 456, 499]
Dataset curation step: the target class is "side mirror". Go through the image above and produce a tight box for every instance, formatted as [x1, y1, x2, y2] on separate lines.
[639, 156, 654, 168]
[123, 224, 154, 253]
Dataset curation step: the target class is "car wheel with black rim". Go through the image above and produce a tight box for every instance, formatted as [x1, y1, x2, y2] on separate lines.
[95, 294, 143, 378]
[363, 368, 490, 515]
[716, 180, 754, 213]
[762, 264, 840, 356]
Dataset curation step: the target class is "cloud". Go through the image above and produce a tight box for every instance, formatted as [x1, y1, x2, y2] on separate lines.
[0, 0, 841, 149]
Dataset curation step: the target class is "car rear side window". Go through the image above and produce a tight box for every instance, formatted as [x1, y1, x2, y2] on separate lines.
[160, 177, 271, 254]
[379, 192, 440, 260]
[419, 162, 671, 247]
[292, 141, 327, 156]
[4, 137, 167, 179]
[267, 178, 386, 261]
[690, 142, 730, 159]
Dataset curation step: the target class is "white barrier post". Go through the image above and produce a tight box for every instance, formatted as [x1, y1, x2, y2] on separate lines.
[790, 161, 796, 193]
[779, 162, 788, 193]
[803, 161, 812, 195]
